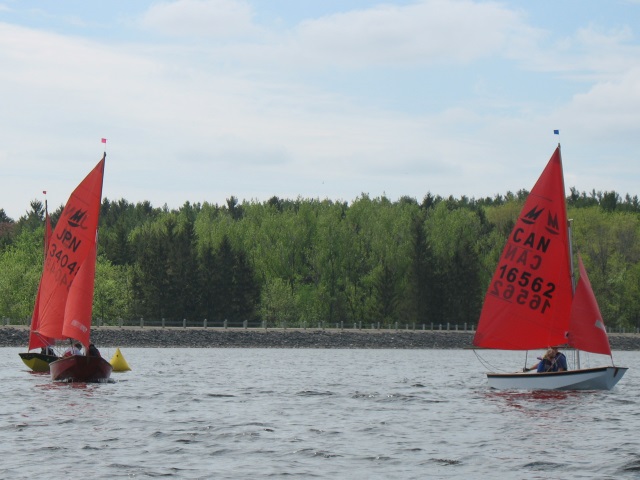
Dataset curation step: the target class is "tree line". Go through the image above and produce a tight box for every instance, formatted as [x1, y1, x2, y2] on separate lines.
[1, 188, 639, 330]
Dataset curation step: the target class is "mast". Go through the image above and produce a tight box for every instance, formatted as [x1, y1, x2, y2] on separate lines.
[567, 218, 581, 369]
[561, 143, 581, 369]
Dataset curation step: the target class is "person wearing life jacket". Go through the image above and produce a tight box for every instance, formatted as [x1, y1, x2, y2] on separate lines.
[525, 346, 568, 372]
[547, 346, 567, 371]
[535, 349, 555, 372]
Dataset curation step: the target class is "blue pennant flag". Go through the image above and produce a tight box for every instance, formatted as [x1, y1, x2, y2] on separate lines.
[553, 129, 560, 135]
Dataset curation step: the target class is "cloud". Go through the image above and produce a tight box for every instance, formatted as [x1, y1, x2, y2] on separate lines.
[1, 1, 640, 219]
[135, 0, 533, 70]
[292, 0, 527, 68]
[139, 0, 258, 38]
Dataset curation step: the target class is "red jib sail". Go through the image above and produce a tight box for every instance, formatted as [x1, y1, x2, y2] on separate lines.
[35, 156, 105, 345]
[568, 255, 612, 356]
[62, 242, 97, 347]
[27, 203, 54, 351]
[473, 147, 573, 350]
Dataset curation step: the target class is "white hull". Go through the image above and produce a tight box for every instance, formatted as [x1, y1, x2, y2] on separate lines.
[487, 366, 627, 391]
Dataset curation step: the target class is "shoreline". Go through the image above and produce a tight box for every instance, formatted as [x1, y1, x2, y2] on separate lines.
[3, 326, 640, 350]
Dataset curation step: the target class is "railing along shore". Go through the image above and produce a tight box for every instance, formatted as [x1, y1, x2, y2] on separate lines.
[3, 317, 640, 334]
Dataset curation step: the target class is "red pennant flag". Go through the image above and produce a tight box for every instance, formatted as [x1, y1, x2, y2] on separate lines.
[101, 138, 107, 144]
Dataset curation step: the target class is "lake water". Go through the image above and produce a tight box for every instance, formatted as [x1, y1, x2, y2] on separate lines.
[1, 347, 638, 479]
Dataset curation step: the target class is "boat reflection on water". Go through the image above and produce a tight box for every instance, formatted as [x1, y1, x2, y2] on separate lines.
[483, 388, 586, 416]
[489, 389, 580, 402]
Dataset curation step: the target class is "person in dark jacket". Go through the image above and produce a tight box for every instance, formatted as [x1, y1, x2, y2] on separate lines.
[87, 343, 101, 357]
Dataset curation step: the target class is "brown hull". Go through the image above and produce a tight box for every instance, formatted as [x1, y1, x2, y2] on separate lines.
[50, 355, 113, 382]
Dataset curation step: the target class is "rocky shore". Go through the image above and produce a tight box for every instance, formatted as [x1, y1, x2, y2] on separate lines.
[2, 326, 640, 350]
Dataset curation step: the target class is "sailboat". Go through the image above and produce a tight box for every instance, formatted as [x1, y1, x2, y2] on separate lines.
[473, 145, 628, 390]
[33, 153, 113, 382]
[18, 200, 57, 372]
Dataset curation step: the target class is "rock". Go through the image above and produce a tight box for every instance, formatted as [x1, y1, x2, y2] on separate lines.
[3, 326, 639, 350]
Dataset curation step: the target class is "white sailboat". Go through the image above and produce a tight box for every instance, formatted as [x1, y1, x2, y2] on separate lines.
[473, 145, 627, 390]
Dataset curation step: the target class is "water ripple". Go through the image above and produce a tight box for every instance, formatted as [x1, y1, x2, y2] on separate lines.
[1, 347, 637, 479]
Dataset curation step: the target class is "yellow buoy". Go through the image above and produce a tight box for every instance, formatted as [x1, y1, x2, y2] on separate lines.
[109, 348, 131, 372]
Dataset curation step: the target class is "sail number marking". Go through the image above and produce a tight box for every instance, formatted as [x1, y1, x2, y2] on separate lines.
[490, 265, 555, 313]
[45, 242, 79, 289]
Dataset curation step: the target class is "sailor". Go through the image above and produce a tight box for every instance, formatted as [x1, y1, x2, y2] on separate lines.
[87, 343, 101, 357]
[524, 346, 567, 372]
[63, 342, 83, 357]
[548, 346, 568, 371]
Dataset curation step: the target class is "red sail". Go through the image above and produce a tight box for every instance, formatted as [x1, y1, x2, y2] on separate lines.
[35, 156, 105, 343]
[27, 283, 49, 350]
[62, 242, 97, 347]
[27, 204, 54, 350]
[473, 147, 573, 349]
[568, 255, 612, 356]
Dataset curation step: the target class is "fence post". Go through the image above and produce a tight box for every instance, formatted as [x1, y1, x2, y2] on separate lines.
[183, 318, 186, 329]
[243, 320, 248, 329]
[119, 318, 123, 329]
[204, 318, 207, 329]
[140, 317, 144, 329]
[162, 318, 165, 329]
[224, 319, 228, 329]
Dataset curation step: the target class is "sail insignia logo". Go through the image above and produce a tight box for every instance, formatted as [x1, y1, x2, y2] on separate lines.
[521, 205, 544, 225]
[65, 206, 89, 229]
[545, 210, 560, 236]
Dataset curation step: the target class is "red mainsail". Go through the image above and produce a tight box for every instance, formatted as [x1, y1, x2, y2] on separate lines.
[473, 147, 573, 350]
[35, 156, 105, 345]
[568, 255, 612, 356]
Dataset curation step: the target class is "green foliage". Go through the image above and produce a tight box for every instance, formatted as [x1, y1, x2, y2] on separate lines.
[94, 256, 133, 325]
[0, 227, 45, 321]
[424, 202, 485, 325]
[3, 187, 640, 331]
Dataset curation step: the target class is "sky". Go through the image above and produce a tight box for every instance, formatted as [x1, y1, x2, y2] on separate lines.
[2, 0, 640, 220]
